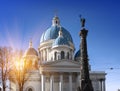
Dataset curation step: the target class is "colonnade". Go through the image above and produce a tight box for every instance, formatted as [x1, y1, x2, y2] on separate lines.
[41, 73, 73, 91]
[99, 79, 106, 91]
[41, 73, 106, 91]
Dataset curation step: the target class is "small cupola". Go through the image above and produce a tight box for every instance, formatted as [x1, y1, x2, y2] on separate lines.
[52, 16, 60, 26]
[52, 27, 69, 47]
[29, 39, 33, 48]
[24, 40, 38, 57]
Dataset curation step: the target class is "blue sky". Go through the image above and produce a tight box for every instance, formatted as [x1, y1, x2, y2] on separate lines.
[0, 0, 120, 91]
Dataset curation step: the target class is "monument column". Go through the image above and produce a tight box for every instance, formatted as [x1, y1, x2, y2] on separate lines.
[79, 16, 94, 91]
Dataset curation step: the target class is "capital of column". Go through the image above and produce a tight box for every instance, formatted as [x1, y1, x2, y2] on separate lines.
[99, 78, 105, 82]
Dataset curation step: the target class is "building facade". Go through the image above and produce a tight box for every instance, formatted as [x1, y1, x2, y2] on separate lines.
[10, 16, 106, 91]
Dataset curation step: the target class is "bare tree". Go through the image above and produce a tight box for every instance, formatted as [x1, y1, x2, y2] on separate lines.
[0, 47, 13, 91]
[0, 47, 37, 91]
[9, 49, 30, 91]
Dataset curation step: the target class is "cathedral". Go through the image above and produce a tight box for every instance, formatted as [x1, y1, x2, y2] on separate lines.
[10, 16, 106, 91]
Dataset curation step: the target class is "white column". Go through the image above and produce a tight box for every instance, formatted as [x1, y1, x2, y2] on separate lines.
[75, 74, 80, 90]
[43, 50, 45, 61]
[58, 53, 60, 60]
[45, 49, 47, 61]
[50, 75, 54, 91]
[69, 73, 72, 91]
[99, 79, 102, 91]
[42, 50, 43, 61]
[72, 52, 73, 60]
[102, 79, 105, 91]
[59, 74, 63, 91]
[41, 74, 45, 91]
[41, 51, 42, 61]
[47, 49, 49, 61]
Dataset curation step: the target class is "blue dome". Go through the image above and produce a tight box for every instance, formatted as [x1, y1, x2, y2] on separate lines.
[75, 49, 81, 59]
[52, 36, 69, 47]
[40, 26, 73, 43]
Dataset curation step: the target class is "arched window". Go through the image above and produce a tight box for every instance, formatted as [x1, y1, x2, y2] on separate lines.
[61, 51, 65, 59]
[28, 88, 32, 91]
[67, 52, 69, 59]
[54, 52, 57, 60]
[56, 21, 58, 24]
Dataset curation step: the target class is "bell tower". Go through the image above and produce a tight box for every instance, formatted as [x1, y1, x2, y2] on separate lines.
[79, 16, 94, 91]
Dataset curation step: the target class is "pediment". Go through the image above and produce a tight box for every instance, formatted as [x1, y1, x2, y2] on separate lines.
[43, 60, 80, 67]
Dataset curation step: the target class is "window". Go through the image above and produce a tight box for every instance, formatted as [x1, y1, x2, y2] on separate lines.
[67, 52, 69, 59]
[54, 52, 57, 60]
[28, 88, 32, 91]
[61, 51, 65, 59]
[56, 21, 58, 24]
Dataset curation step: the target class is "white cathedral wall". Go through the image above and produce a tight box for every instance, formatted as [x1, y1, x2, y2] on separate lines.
[51, 46, 73, 61]
[39, 40, 75, 62]
[10, 81, 16, 91]
[24, 80, 41, 91]
[9, 70, 105, 91]
[39, 40, 53, 62]
[23, 70, 41, 91]
[9, 74, 104, 91]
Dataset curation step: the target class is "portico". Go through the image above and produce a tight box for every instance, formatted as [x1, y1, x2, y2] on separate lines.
[40, 60, 80, 91]
[41, 72, 74, 91]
